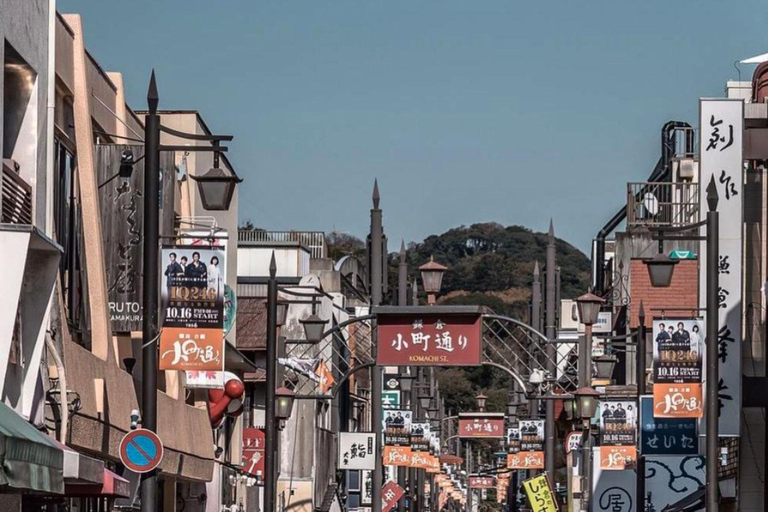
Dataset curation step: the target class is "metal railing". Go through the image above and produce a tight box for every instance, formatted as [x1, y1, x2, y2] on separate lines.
[1, 160, 33, 225]
[238, 230, 327, 259]
[626, 181, 699, 228]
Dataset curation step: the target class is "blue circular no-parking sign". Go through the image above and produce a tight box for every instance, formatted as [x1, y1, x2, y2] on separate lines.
[119, 429, 164, 474]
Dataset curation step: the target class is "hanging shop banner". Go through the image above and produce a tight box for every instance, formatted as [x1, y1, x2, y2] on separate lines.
[508, 420, 545, 470]
[469, 476, 495, 489]
[382, 390, 400, 409]
[338, 432, 376, 470]
[376, 311, 483, 366]
[640, 396, 697, 455]
[160, 246, 226, 371]
[507, 425, 521, 454]
[652, 318, 704, 419]
[315, 360, 335, 394]
[361, 470, 373, 505]
[699, 98, 743, 437]
[598, 400, 638, 470]
[381, 480, 405, 512]
[565, 431, 583, 454]
[382, 409, 412, 466]
[522, 474, 559, 512]
[496, 474, 510, 503]
[409, 423, 430, 468]
[241, 428, 265, 475]
[458, 413, 505, 438]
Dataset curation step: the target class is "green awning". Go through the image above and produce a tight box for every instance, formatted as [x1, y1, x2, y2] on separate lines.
[0, 401, 64, 494]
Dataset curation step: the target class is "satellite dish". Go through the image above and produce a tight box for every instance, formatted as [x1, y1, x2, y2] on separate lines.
[642, 192, 659, 216]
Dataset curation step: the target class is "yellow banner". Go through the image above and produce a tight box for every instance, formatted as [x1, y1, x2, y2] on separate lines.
[522, 474, 558, 512]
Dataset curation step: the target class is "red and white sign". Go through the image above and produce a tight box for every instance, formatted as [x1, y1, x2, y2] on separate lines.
[458, 414, 505, 438]
[469, 476, 495, 489]
[119, 429, 164, 474]
[565, 431, 582, 454]
[381, 480, 405, 512]
[507, 451, 545, 470]
[242, 428, 265, 475]
[376, 313, 482, 366]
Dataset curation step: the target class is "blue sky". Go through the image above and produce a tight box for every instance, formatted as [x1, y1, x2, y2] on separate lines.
[60, 0, 767, 253]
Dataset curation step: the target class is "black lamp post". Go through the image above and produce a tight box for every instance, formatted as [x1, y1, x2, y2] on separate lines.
[419, 256, 447, 305]
[575, 293, 605, 388]
[574, 386, 600, 512]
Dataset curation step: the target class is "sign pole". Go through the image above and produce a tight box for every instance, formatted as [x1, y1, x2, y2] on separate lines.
[371, 180, 384, 512]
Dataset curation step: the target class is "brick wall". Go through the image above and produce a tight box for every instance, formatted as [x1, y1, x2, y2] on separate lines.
[629, 259, 699, 327]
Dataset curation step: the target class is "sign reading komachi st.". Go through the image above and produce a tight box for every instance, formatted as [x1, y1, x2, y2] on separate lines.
[374, 306, 484, 366]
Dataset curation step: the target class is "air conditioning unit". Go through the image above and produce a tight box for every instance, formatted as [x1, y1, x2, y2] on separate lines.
[674, 158, 697, 180]
[559, 300, 579, 331]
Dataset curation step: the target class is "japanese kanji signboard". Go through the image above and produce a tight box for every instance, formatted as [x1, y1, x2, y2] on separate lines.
[522, 474, 558, 512]
[381, 480, 405, 512]
[242, 428, 265, 475]
[469, 476, 495, 489]
[383, 410, 412, 466]
[507, 420, 545, 469]
[376, 311, 482, 366]
[458, 413, 505, 438]
[640, 396, 697, 455]
[409, 422, 430, 469]
[338, 432, 376, 470]
[599, 400, 638, 470]
[652, 318, 703, 419]
[699, 98, 743, 437]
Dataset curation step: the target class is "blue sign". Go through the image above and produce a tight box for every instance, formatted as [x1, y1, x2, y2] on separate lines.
[119, 429, 164, 473]
[640, 397, 697, 455]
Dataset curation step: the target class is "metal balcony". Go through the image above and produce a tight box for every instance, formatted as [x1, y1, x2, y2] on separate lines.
[238, 230, 327, 259]
[626, 181, 699, 228]
[1, 159, 33, 225]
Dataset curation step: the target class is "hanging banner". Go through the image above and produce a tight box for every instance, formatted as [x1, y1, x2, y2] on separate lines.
[382, 410, 412, 466]
[598, 399, 637, 470]
[376, 311, 483, 366]
[652, 318, 704, 418]
[458, 413, 505, 438]
[315, 360, 335, 394]
[699, 98, 743, 437]
[381, 480, 405, 512]
[409, 423, 430, 468]
[640, 396, 697, 455]
[361, 470, 373, 505]
[242, 428, 265, 476]
[507, 425, 521, 454]
[160, 246, 226, 371]
[522, 474, 559, 512]
[508, 420, 545, 470]
[339, 432, 376, 470]
[469, 476, 495, 489]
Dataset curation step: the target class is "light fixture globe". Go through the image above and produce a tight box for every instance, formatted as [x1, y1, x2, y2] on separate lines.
[575, 292, 605, 326]
[419, 256, 448, 294]
[190, 167, 242, 211]
[574, 387, 601, 420]
[275, 386, 296, 421]
[300, 314, 328, 343]
[643, 253, 679, 288]
[563, 399, 577, 421]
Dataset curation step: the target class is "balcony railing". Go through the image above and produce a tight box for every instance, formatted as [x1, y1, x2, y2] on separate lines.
[1, 160, 33, 225]
[238, 230, 327, 259]
[626, 181, 699, 228]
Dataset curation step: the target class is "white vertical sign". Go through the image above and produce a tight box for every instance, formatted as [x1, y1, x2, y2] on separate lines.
[699, 99, 743, 437]
[338, 432, 377, 470]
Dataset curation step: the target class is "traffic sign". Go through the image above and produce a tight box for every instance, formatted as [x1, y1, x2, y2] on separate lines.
[119, 429, 164, 474]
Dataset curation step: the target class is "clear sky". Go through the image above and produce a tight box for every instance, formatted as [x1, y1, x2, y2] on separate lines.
[60, 0, 767, 253]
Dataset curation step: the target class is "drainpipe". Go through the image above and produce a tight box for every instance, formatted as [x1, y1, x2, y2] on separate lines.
[45, 0, 56, 234]
[46, 331, 68, 443]
[593, 122, 693, 294]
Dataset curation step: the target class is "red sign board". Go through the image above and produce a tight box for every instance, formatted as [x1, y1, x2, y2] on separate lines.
[458, 415, 505, 438]
[242, 428, 265, 475]
[507, 451, 545, 470]
[381, 480, 405, 512]
[469, 476, 495, 489]
[376, 312, 482, 366]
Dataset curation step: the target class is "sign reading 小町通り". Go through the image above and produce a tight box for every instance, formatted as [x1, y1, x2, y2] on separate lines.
[507, 419, 545, 470]
[160, 246, 226, 371]
[242, 428, 265, 475]
[338, 432, 376, 470]
[376, 312, 482, 366]
[652, 318, 703, 419]
[640, 396, 697, 455]
[522, 474, 558, 512]
[599, 400, 638, 470]
[382, 410, 412, 466]
[699, 98, 743, 437]
[458, 414, 505, 438]
[469, 476, 495, 489]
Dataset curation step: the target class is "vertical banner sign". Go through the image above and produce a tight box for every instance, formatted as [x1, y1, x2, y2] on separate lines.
[640, 396, 697, 455]
[381, 480, 405, 512]
[700, 98, 743, 437]
[382, 410, 412, 466]
[338, 432, 376, 470]
[522, 474, 559, 512]
[652, 318, 704, 418]
[361, 470, 373, 505]
[242, 428, 265, 475]
[508, 420, 545, 469]
[376, 312, 483, 366]
[160, 246, 226, 371]
[507, 425, 521, 454]
[598, 400, 638, 470]
[409, 423, 430, 469]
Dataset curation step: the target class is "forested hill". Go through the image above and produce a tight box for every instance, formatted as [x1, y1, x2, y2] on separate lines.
[393, 222, 591, 320]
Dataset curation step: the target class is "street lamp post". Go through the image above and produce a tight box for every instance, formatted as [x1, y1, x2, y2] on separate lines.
[370, 181, 384, 512]
[574, 387, 600, 512]
[419, 257, 447, 305]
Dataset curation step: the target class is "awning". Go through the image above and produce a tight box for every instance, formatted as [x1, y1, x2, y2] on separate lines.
[662, 486, 705, 512]
[0, 401, 64, 494]
[50, 439, 103, 484]
[64, 468, 131, 498]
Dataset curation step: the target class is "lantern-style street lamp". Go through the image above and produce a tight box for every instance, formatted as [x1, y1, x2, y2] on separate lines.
[575, 293, 604, 326]
[419, 256, 448, 305]
[398, 373, 415, 393]
[593, 354, 618, 381]
[275, 386, 296, 427]
[300, 314, 328, 343]
[575, 293, 605, 388]
[475, 393, 487, 413]
[574, 387, 600, 421]
[643, 252, 679, 288]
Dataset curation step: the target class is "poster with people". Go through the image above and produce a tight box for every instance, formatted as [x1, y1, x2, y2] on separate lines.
[507, 425, 521, 454]
[159, 246, 227, 371]
[508, 420, 545, 470]
[599, 400, 637, 470]
[382, 410, 412, 467]
[409, 422, 430, 468]
[652, 318, 704, 419]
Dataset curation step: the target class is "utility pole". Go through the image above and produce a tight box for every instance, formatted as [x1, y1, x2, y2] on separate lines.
[371, 180, 384, 512]
[545, 220, 556, 478]
[705, 179, 719, 512]
[140, 70, 160, 512]
[637, 301, 646, 512]
[264, 255, 279, 512]
[398, 241, 410, 508]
